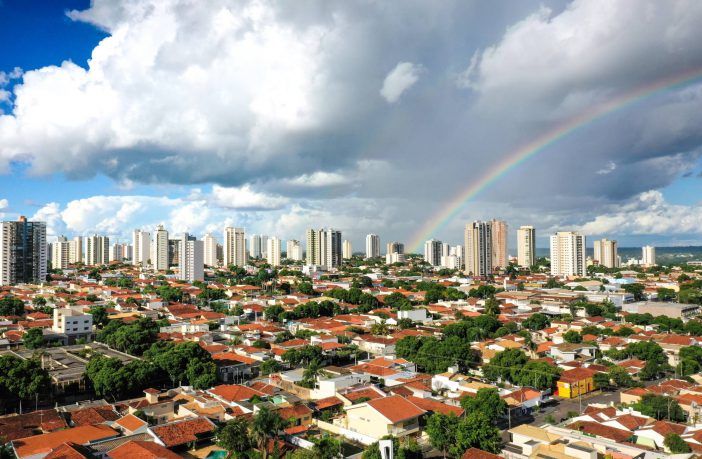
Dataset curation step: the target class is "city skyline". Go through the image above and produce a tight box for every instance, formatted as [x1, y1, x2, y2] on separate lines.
[3, 1, 702, 249]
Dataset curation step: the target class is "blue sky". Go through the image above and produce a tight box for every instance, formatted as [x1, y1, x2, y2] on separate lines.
[2, 0, 702, 250]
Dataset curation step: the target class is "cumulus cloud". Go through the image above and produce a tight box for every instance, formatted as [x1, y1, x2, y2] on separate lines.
[0, 199, 8, 210]
[596, 161, 617, 175]
[380, 62, 422, 103]
[211, 185, 289, 210]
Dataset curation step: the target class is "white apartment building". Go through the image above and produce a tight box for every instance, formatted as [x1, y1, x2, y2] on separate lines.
[321, 229, 343, 268]
[249, 234, 262, 259]
[133, 229, 151, 266]
[53, 307, 93, 344]
[424, 239, 442, 266]
[266, 237, 281, 267]
[450, 245, 464, 267]
[343, 240, 353, 259]
[153, 225, 169, 271]
[305, 229, 321, 265]
[440, 255, 459, 269]
[517, 225, 536, 267]
[464, 221, 493, 277]
[86, 235, 109, 266]
[180, 238, 204, 282]
[642, 245, 656, 267]
[69, 236, 83, 264]
[52, 236, 70, 270]
[286, 240, 302, 261]
[109, 243, 123, 263]
[203, 233, 218, 266]
[386, 252, 406, 264]
[550, 231, 586, 277]
[365, 234, 380, 259]
[593, 238, 618, 268]
[224, 227, 247, 267]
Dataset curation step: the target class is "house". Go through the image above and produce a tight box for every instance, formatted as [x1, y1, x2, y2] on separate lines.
[550, 343, 597, 363]
[148, 417, 216, 449]
[557, 367, 598, 399]
[11, 424, 119, 459]
[340, 395, 425, 441]
[113, 414, 148, 435]
[107, 440, 181, 459]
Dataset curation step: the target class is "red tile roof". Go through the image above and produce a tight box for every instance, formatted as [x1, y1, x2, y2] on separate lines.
[12, 424, 119, 459]
[43, 442, 91, 459]
[149, 417, 215, 448]
[209, 384, 266, 402]
[114, 414, 147, 432]
[366, 395, 425, 424]
[107, 440, 182, 459]
[406, 396, 463, 416]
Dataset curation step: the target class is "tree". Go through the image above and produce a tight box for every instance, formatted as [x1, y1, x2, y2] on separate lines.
[23, 327, 45, 349]
[216, 417, 252, 458]
[514, 361, 562, 391]
[145, 341, 216, 387]
[608, 366, 637, 388]
[311, 434, 342, 459]
[426, 412, 459, 458]
[657, 288, 677, 302]
[0, 355, 51, 402]
[460, 388, 506, 422]
[298, 282, 315, 295]
[594, 372, 611, 389]
[664, 433, 691, 453]
[635, 394, 685, 422]
[261, 359, 281, 375]
[563, 330, 582, 344]
[483, 298, 500, 316]
[626, 341, 666, 364]
[454, 412, 502, 454]
[0, 297, 24, 316]
[89, 306, 109, 328]
[621, 283, 645, 301]
[370, 321, 390, 336]
[522, 313, 550, 331]
[482, 349, 529, 383]
[251, 406, 287, 459]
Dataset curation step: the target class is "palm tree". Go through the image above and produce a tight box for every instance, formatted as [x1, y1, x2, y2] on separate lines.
[251, 406, 287, 459]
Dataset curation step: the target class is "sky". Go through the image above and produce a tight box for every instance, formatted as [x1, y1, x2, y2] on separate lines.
[2, 0, 702, 251]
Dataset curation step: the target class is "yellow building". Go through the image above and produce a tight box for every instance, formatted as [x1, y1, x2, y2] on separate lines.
[556, 367, 597, 399]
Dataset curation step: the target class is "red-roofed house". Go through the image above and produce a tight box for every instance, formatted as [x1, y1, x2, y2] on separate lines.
[342, 395, 425, 441]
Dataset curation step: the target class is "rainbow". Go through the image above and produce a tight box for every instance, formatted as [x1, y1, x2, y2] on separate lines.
[408, 66, 702, 252]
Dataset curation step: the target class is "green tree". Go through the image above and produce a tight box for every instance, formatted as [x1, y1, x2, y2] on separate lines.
[482, 349, 529, 383]
[426, 412, 459, 458]
[608, 366, 637, 388]
[657, 288, 677, 302]
[216, 417, 252, 458]
[483, 298, 500, 316]
[460, 388, 506, 421]
[0, 355, 51, 401]
[251, 406, 287, 459]
[89, 305, 109, 328]
[664, 433, 691, 453]
[563, 330, 582, 344]
[454, 412, 502, 455]
[621, 283, 645, 301]
[0, 297, 24, 316]
[514, 361, 562, 391]
[261, 359, 281, 375]
[522, 313, 550, 331]
[23, 327, 45, 349]
[635, 394, 685, 422]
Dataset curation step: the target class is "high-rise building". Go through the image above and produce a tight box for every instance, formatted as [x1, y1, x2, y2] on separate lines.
[343, 240, 353, 259]
[260, 235, 269, 258]
[180, 238, 204, 282]
[69, 236, 83, 264]
[267, 237, 281, 267]
[224, 227, 247, 267]
[305, 229, 321, 265]
[593, 238, 618, 268]
[517, 226, 536, 267]
[86, 235, 109, 266]
[424, 239, 442, 266]
[440, 255, 459, 269]
[386, 242, 405, 255]
[132, 229, 151, 266]
[250, 234, 262, 259]
[321, 229, 342, 268]
[204, 233, 218, 266]
[52, 236, 70, 270]
[168, 239, 180, 266]
[365, 234, 380, 259]
[153, 225, 169, 271]
[491, 219, 508, 269]
[286, 240, 302, 261]
[450, 245, 464, 268]
[550, 231, 586, 277]
[441, 243, 451, 258]
[0, 217, 47, 286]
[642, 245, 656, 267]
[109, 243, 123, 263]
[464, 221, 493, 277]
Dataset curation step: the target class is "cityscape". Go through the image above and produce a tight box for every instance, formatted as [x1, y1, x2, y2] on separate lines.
[3, 1, 702, 459]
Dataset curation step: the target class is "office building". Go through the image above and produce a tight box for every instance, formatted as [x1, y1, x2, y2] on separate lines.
[69, 236, 83, 264]
[305, 229, 321, 265]
[550, 231, 586, 277]
[424, 239, 442, 267]
[180, 238, 204, 282]
[153, 225, 169, 271]
[286, 240, 302, 261]
[267, 237, 281, 267]
[642, 245, 656, 267]
[593, 238, 618, 268]
[52, 236, 70, 270]
[224, 227, 247, 267]
[343, 240, 353, 259]
[491, 219, 508, 269]
[204, 233, 218, 266]
[365, 234, 380, 259]
[133, 229, 151, 266]
[517, 226, 536, 267]
[86, 235, 109, 266]
[464, 221, 493, 277]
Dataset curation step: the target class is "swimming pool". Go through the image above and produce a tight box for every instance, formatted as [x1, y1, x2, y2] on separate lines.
[206, 450, 228, 459]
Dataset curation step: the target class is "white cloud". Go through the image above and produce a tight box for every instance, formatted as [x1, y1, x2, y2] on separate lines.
[285, 171, 349, 188]
[0, 199, 8, 210]
[596, 161, 617, 175]
[380, 62, 422, 104]
[578, 190, 702, 236]
[211, 185, 288, 210]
